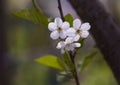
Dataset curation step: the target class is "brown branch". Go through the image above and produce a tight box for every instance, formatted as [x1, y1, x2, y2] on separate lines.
[69, 52, 80, 85]
[0, 0, 9, 85]
[0, 1, 17, 85]
[58, 0, 65, 21]
[68, 0, 120, 84]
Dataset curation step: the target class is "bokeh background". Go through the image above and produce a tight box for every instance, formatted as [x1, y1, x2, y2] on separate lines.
[1, 0, 120, 85]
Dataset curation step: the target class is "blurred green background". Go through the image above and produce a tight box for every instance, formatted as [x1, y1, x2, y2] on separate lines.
[4, 0, 120, 85]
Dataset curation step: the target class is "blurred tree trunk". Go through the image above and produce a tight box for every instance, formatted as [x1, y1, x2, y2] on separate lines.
[0, 0, 12, 85]
[0, 0, 8, 85]
[68, 0, 120, 84]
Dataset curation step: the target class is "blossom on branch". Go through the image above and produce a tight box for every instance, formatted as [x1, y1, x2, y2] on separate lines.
[48, 17, 91, 52]
[48, 17, 70, 40]
[56, 37, 81, 51]
[66, 19, 91, 41]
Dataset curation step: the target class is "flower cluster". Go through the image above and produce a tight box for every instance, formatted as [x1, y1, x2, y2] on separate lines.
[48, 17, 91, 52]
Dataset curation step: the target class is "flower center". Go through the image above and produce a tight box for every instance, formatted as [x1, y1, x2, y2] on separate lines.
[58, 27, 62, 31]
[66, 44, 70, 47]
[76, 29, 80, 34]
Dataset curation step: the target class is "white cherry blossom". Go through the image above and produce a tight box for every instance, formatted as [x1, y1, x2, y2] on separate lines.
[48, 17, 90, 52]
[66, 19, 91, 41]
[56, 41, 65, 50]
[48, 17, 70, 40]
[56, 37, 81, 51]
[64, 42, 81, 51]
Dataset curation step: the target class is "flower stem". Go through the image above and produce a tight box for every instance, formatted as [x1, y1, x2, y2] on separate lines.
[70, 52, 80, 85]
[32, 0, 39, 11]
[73, 60, 80, 85]
[57, 0, 65, 21]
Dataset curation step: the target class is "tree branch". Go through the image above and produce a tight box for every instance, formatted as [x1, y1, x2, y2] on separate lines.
[69, 52, 80, 85]
[0, 0, 9, 85]
[0, 1, 17, 85]
[68, 0, 120, 84]
[58, 0, 65, 21]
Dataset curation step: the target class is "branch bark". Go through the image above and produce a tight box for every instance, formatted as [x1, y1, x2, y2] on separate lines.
[0, 0, 9, 85]
[68, 0, 120, 84]
[0, 0, 15, 85]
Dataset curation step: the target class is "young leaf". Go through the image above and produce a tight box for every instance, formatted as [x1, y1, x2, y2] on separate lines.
[80, 51, 97, 72]
[64, 14, 73, 26]
[62, 51, 74, 71]
[13, 8, 48, 25]
[35, 55, 65, 70]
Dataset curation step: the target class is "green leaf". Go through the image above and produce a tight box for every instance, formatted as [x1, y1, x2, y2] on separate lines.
[35, 55, 65, 70]
[64, 14, 73, 26]
[13, 8, 48, 25]
[62, 51, 74, 71]
[63, 51, 71, 66]
[80, 51, 97, 72]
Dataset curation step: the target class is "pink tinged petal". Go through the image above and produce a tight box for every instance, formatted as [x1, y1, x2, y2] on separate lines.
[80, 23, 91, 31]
[48, 22, 57, 31]
[62, 22, 70, 30]
[54, 17, 63, 27]
[80, 31, 89, 38]
[65, 37, 74, 44]
[59, 31, 66, 39]
[73, 19, 81, 29]
[73, 43, 81, 47]
[50, 31, 59, 40]
[66, 28, 76, 37]
[74, 34, 80, 41]
[56, 41, 65, 49]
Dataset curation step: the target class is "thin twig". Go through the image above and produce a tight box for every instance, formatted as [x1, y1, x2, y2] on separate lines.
[73, 59, 80, 85]
[32, 0, 39, 11]
[69, 52, 80, 85]
[57, 0, 65, 21]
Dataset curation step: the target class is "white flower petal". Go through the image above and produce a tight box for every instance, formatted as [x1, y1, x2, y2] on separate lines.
[65, 37, 74, 44]
[80, 31, 89, 38]
[65, 44, 74, 51]
[62, 22, 70, 30]
[56, 41, 65, 49]
[48, 22, 57, 31]
[74, 34, 80, 41]
[50, 31, 59, 40]
[66, 28, 76, 37]
[69, 47, 74, 51]
[55, 17, 63, 27]
[73, 43, 81, 47]
[73, 19, 81, 29]
[59, 31, 66, 39]
[80, 23, 91, 31]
